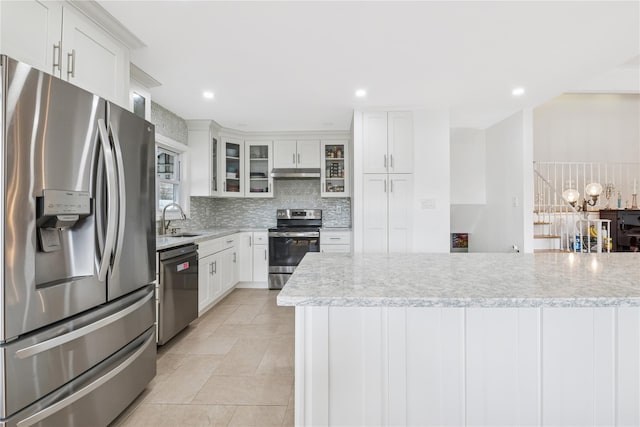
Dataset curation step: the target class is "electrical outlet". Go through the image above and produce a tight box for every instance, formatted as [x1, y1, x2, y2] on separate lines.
[336, 205, 342, 214]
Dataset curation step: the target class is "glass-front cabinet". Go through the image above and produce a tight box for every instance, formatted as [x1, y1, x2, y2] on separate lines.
[321, 140, 349, 197]
[245, 140, 273, 198]
[221, 137, 244, 197]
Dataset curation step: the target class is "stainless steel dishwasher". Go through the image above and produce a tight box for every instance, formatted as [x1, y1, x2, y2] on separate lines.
[157, 243, 198, 345]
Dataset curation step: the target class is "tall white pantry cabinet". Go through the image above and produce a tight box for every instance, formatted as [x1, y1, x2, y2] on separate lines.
[357, 111, 414, 253]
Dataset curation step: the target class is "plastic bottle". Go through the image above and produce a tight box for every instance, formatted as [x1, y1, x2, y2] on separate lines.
[617, 191, 622, 209]
[575, 235, 581, 252]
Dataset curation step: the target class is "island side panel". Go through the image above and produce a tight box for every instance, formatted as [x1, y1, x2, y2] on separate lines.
[466, 308, 541, 426]
[406, 307, 465, 426]
[616, 307, 640, 426]
[294, 305, 640, 426]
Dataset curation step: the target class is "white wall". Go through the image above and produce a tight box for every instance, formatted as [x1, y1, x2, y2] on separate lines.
[472, 110, 534, 253]
[412, 110, 450, 252]
[450, 128, 486, 204]
[534, 94, 640, 163]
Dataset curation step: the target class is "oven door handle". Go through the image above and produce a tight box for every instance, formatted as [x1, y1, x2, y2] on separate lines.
[269, 232, 320, 238]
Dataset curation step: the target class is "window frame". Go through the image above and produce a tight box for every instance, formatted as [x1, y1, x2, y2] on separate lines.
[155, 133, 190, 220]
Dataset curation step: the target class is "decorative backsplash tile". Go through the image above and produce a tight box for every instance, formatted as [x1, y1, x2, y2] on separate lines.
[150, 102, 188, 144]
[179, 180, 351, 229]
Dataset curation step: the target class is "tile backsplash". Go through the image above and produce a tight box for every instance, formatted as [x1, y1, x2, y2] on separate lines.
[181, 180, 351, 229]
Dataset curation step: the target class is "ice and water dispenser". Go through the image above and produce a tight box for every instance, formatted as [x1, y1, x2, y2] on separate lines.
[35, 190, 94, 286]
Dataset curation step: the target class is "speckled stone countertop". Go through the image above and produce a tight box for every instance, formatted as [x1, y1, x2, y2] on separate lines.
[276, 252, 640, 308]
[156, 228, 267, 251]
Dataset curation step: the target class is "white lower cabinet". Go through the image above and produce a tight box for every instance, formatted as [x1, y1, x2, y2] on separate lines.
[252, 242, 269, 282]
[235, 231, 269, 288]
[197, 234, 238, 315]
[320, 230, 351, 253]
[362, 174, 413, 253]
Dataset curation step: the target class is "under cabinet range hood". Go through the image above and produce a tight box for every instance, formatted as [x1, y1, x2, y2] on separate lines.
[270, 168, 321, 179]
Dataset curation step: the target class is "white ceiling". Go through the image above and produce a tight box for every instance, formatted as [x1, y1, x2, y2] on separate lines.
[98, 1, 640, 131]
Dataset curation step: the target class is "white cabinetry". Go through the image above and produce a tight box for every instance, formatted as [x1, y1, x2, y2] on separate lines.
[363, 174, 413, 253]
[358, 111, 414, 253]
[197, 234, 239, 315]
[0, 1, 130, 106]
[363, 112, 413, 174]
[320, 230, 351, 253]
[245, 141, 273, 197]
[252, 232, 269, 283]
[221, 138, 244, 197]
[321, 140, 349, 197]
[294, 306, 640, 427]
[273, 140, 320, 169]
[236, 231, 269, 288]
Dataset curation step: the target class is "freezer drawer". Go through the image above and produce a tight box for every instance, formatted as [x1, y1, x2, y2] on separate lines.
[1, 327, 156, 427]
[0, 285, 155, 418]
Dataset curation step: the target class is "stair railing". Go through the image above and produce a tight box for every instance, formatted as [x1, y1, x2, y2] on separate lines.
[533, 167, 581, 251]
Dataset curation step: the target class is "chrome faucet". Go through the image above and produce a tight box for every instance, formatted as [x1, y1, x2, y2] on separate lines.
[160, 202, 187, 235]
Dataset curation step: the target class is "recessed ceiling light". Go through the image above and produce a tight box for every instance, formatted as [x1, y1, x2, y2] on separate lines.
[512, 87, 525, 97]
[355, 89, 367, 98]
[203, 91, 215, 99]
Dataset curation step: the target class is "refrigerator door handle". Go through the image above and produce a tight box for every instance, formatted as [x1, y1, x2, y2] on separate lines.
[16, 330, 155, 427]
[15, 290, 154, 360]
[109, 121, 127, 273]
[97, 119, 118, 282]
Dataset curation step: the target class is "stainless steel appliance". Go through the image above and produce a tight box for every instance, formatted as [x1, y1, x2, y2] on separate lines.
[0, 56, 156, 426]
[157, 243, 199, 345]
[268, 209, 321, 289]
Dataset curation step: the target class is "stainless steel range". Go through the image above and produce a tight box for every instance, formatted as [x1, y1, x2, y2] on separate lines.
[268, 209, 321, 289]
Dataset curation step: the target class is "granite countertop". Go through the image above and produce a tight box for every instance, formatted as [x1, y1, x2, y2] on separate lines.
[276, 252, 640, 308]
[156, 228, 268, 251]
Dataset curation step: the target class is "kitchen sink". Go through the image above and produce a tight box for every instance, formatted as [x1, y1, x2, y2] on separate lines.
[165, 233, 201, 238]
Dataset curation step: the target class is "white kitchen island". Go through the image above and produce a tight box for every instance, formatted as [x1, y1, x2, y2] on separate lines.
[277, 252, 640, 426]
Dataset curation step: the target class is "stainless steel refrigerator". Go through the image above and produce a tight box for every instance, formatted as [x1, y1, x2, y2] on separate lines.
[0, 55, 156, 426]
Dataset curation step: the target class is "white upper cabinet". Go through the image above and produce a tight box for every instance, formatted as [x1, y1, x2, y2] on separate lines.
[363, 112, 389, 174]
[221, 138, 244, 197]
[0, 0, 61, 74]
[274, 140, 320, 169]
[0, 1, 130, 107]
[245, 140, 273, 198]
[363, 111, 413, 174]
[321, 140, 349, 197]
[387, 112, 414, 173]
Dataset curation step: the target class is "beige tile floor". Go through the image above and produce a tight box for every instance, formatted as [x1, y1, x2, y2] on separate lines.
[111, 289, 294, 427]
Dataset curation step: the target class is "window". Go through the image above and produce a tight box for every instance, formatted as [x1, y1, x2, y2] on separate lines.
[156, 147, 181, 211]
[155, 134, 190, 219]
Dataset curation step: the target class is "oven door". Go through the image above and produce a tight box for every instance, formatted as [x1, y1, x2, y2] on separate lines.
[268, 231, 319, 289]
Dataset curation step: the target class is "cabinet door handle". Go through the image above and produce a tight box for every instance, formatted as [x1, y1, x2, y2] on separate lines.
[383, 155, 387, 168]
[390, 154, 394, 168]
[292, 153, 296, 164]
[223, 180, 226, 191]
[329, 237, 341, 240]
[226, 239, 233, 244]
[209, 262, 213, 276]
[297, 153, 301, 164]
[213, 261, 217, 274]
[249, 236, 252, 247]
[52, 42, 62, 74]
[384, 179, 387, 193]
[264, 249, 267, 260]
[66, 49, 76, 79]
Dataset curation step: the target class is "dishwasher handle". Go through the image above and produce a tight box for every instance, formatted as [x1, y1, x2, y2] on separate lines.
[159, 244, 198, 261]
